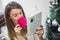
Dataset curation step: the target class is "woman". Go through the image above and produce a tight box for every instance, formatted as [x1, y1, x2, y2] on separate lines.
[4, 1, 27, 40]
[4, 1, 43, 40]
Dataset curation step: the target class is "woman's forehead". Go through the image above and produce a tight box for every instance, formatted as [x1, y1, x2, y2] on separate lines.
[10, 9, 22, 14]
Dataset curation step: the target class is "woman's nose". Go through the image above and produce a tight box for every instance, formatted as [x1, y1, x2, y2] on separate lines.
[18, 14, 22, 19]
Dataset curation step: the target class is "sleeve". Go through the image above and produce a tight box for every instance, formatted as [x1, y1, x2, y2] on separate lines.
[1, 25, 10, 40]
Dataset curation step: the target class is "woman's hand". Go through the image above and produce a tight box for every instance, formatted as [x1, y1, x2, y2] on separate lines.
[14, 24, 22, 34]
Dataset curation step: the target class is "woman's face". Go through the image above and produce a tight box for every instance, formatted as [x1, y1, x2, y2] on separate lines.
[9, 9, 23, 25]
[36, 27, 43, 37]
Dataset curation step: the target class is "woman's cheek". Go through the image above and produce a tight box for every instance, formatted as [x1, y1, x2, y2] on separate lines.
[14, 20, 18, 24]
[13, 18, 18, 24]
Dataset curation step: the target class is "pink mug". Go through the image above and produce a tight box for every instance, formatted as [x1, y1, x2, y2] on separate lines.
[18, 16, 27, 29]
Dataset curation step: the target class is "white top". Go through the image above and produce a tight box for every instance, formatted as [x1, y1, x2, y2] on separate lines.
[1, 25, 40, 40]
[1, 25, 25, 40]
[1, 25, 10, 40]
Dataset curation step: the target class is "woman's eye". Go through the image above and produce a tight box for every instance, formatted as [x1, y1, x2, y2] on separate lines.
[19, 12, 23, 15]
[14, 14, 18, 17]
[19, 13, 22, 15]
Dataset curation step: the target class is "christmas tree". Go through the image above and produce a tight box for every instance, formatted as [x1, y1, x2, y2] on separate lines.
[46, 0, 60, 40]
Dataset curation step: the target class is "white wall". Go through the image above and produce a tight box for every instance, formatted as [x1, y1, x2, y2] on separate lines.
[0, 0, 3, 14]
[42, 0, 50, 39]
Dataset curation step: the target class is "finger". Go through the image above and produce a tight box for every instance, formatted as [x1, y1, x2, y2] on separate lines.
[14, 26, 22, 31]
[14, 27, 21, 33]
[15, 24, 20, 28]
